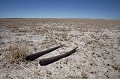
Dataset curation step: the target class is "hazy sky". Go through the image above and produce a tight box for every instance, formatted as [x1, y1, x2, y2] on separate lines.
[0, 0, 120, 19]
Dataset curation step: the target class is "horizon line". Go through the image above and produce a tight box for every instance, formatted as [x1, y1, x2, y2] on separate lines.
[0, 17, 119, 20]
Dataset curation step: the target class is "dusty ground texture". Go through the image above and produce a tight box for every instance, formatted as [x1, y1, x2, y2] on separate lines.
[0, 18, 120, 79]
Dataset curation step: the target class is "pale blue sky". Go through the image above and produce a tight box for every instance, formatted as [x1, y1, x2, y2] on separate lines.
[0, 0, 120, 19]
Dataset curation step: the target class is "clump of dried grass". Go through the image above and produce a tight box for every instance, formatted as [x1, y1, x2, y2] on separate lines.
[6, 42, 29, 62]
[80, 72, 88, 79]
[117, 37, 120, 46]
[54, 33, 68, 41]
[111, 63, 120, 72]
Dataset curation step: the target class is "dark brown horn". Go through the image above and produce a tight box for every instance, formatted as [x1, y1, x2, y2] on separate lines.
[25, 45, 63, 61]
[39, 47, 78, 66]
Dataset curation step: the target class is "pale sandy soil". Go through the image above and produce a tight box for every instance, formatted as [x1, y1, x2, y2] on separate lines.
[0, 18, 120, 79]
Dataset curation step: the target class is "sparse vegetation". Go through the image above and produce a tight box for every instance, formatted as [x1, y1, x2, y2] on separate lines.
[81, 72, 88, 79]
[0, 18, 120, 29]
[111, 63, 120, 72]
[117, 37, 120, 46]
[54, 33, 68, 41]
[0, 18, 120, 79]
[6, 42, 29, 62]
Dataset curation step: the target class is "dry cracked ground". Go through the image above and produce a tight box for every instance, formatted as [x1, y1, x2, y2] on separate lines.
[0, 18, 120, 79]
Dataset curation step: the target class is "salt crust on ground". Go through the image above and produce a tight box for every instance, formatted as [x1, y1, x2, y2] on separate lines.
[0, 25, 120, 79]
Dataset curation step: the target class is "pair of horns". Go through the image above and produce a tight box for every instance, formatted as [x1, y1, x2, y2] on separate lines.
[25, 45, 78, 66]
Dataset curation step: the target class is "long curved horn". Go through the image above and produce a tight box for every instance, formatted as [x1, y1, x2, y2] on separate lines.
[25, 45, 63, 61]
[39, 47, 78, 66]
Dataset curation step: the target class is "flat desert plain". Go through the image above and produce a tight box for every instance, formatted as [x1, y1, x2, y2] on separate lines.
[0, 18, 120, 79]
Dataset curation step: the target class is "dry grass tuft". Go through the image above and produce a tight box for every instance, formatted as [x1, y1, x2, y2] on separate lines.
[6, 42, 29, 62]
[111, 63, 120, 72]
[80, 72, 88, 79]
[117, 37, 120, 46]
[54, 33, 68, 41]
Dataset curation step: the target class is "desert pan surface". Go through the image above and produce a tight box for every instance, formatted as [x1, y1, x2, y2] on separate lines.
[0, 18, 120, 79]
